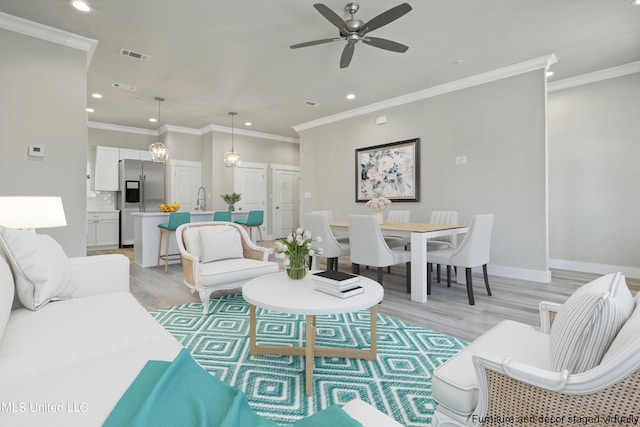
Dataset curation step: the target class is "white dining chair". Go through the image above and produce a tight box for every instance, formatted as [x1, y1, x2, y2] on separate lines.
[384, 209, 411, 248]
[348, 215, 412, 292]
[311, 210, 348, 240]
[304, 213, 350, 271]
[427, 210, 459, 281]
[426, 214, 494, 305]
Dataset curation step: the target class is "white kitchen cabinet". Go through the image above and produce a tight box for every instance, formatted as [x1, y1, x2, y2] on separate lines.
[119, 148, 152, 161]
[94, 146, 120, 191]
[87, 211, 119, 249]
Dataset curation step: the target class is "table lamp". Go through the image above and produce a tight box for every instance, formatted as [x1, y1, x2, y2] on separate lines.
[0, 197, 67, 232]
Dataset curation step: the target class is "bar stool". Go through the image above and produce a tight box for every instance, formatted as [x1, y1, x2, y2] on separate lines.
[235, 210, 263, 241]
[213, 211, 231, 221]
[157, 212, 190, 272]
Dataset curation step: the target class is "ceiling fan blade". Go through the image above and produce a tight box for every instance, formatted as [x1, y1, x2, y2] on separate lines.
[313, 4, 348, 33]
[340, 43, 355, 69]
[290, 38, 340, 49]
[359, 3, 412, 36]
[362, 37, 409, 53]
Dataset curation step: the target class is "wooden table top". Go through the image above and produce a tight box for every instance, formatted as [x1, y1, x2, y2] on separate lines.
[330, 221, 467, 233]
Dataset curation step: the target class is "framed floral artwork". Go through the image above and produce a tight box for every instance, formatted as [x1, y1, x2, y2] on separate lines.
[355, 138, 420, 202]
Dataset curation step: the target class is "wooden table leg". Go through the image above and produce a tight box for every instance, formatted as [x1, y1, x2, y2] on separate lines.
[305, 315, 315, 397]
[370, 305, 377, 357]
[249, 304, 257, 354]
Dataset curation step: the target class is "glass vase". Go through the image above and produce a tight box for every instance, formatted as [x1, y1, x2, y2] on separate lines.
[286, 265, 308, 280]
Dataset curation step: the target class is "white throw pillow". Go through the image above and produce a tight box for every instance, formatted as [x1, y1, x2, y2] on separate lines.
[199, 227, 243, 263]
[0, 256, 15, 340]
[550, 272, 633, 374]
[0, 226, 77, 310]
[183, 227, 203, 261]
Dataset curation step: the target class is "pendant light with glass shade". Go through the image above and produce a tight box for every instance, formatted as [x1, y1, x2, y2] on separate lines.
[148, 96, 169, 162]
[223, 112, 241, 167]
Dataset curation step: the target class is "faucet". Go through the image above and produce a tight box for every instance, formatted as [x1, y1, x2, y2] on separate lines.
[196, 187, 206, 211]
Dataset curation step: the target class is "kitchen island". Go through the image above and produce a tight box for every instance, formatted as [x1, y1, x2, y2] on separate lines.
[131, 211, 248, 268]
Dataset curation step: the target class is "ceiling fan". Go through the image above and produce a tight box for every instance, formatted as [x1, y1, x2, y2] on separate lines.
[290, 2, 412, 69]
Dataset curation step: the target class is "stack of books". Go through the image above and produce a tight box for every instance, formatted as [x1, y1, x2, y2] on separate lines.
[311, 270, 363, 298]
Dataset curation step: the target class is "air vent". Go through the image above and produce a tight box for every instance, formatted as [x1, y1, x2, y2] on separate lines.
[119, 48, 151, 62]
[303, 100, 321, 107]
[112, 82, 137, 91]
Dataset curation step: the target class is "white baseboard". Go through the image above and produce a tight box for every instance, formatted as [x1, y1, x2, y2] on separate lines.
[483, 264, 552, 283]
[549, 259, 640, 280]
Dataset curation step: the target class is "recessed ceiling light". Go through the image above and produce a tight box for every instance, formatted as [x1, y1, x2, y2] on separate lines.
[632, 0, 640, 6]
[244, 122, 252, 126]
[91, 93, 102, 99]
[149, 118, 157, 123]
[86, 108, 94, 113]
[346, 93, 356, 100]
[71, 1, 91, 12]
[546, 70, 555, 78]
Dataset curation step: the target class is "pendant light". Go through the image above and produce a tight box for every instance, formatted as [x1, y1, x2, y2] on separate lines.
[149, 96, 169, 162]
[223, 111, 241, 167]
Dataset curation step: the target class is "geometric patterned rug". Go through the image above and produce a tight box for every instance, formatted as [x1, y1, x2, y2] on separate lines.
[150, 293, 467, 426]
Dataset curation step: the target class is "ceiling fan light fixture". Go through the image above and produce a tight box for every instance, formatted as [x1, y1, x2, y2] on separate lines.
[148, 96, 169, 162]
[224, 112, 241, 168]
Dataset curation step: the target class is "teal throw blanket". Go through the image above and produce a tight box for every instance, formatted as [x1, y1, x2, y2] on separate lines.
[104, 349, 363, 427]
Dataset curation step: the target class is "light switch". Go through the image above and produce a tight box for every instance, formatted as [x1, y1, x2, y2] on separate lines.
[28, 145, 44, 158]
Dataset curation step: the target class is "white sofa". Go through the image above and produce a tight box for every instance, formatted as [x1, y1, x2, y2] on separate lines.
[432, 272, 640, 426]
[0, 226, 403, 426]
[176, 221, 279, 314]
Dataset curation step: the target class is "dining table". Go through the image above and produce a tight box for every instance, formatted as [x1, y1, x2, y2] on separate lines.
[330, 221, 469, 303]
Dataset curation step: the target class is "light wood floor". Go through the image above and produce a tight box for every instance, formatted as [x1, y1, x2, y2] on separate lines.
[90, 244, 640, 343]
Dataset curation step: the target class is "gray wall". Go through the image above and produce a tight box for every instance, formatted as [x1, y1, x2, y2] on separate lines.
[0, 29, 88, 257]
[299, 71, 550, 281]
[548, 72, 640, 275]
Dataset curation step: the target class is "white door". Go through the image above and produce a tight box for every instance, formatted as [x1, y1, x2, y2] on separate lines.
[234, 163, 267, 237]
[272, 166, 300, 238]
[169, 160, 201, 212]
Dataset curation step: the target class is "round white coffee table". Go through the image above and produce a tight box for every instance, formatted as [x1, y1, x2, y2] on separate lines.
[242, 271, 384, 396]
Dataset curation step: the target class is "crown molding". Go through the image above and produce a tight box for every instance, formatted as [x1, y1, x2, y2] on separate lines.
[88, 121, 298, 143]
[292, 54, 557, 132]
[548, 61, 640, 92]
[0, 11, 98, 68]
[200, 124, 299, 143]
[88, 121, 158, 136]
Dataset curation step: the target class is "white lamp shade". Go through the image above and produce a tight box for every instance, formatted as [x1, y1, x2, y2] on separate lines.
[0, 197, 67, 230]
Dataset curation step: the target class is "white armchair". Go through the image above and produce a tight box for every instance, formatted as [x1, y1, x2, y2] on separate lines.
[432, 272, 640, 426]
[176, 222, 279, 314]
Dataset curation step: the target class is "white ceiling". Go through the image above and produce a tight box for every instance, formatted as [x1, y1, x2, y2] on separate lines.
[1, 0, 639, 138]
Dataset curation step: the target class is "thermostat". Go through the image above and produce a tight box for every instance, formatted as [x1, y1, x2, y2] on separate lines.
[28, 145, 44, 158]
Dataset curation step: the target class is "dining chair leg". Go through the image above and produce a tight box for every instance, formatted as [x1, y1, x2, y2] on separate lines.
[466, 268, 475, 305]
[436, 264, 441, 283]
[483, 264, 492, 296]
[352, 263, 360, 275]
[406, 262, 411, 293]
[377, 267, 384, 285]
[446, 265, 451, 287]
[427, 262, 432, 295]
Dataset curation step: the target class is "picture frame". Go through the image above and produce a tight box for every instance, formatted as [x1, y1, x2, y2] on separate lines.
[355, 138, 420, 202]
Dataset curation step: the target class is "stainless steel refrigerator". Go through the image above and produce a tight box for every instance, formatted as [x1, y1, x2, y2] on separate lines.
[118, 159, 165, 247]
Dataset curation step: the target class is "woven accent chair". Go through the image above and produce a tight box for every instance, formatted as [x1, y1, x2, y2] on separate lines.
[176, 221, 278, 314]
[432, 273, 640, 426]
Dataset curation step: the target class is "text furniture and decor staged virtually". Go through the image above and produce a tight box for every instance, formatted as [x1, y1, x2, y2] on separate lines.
[242, 271, 384, 396]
